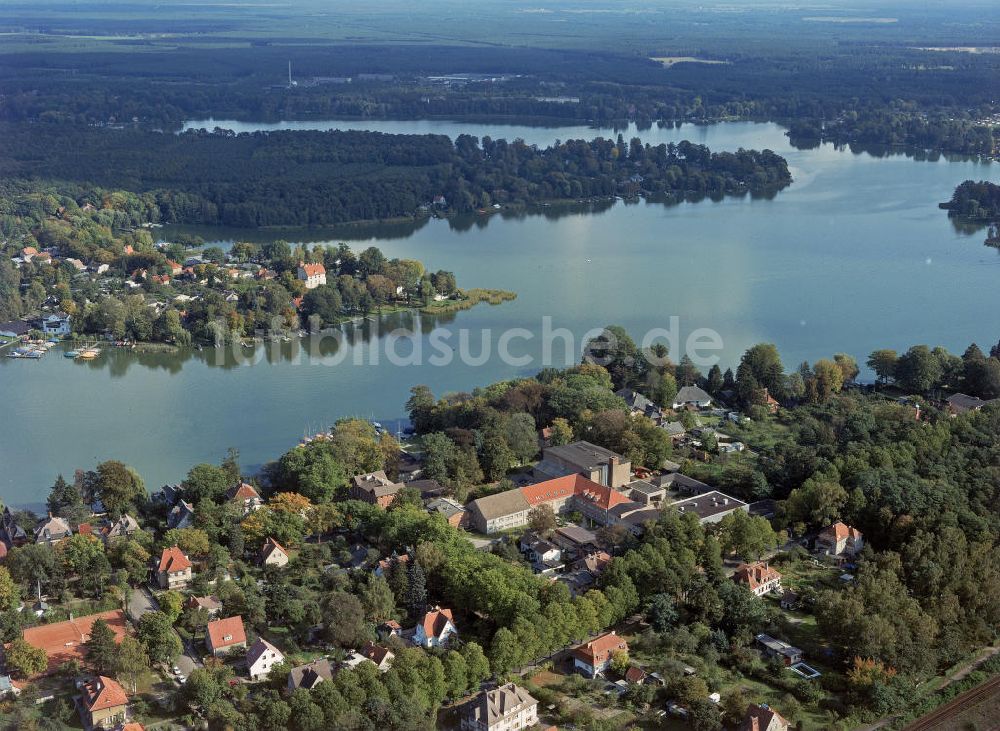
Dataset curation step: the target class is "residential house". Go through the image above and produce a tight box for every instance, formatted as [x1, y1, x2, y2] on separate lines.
[0, 320, 31, 339]
[663, 421, 687, 443]
[206, 616, 248, 656]
[39, 312, 71, 336]
[185, 595, 223, 617]
[358, 642, 395, 672]
[296, 262, 327, 289]
[156, 546, 193, 590]
[656, 471, 712, 495]
[258, 538, 289, 568]
[78, 675, 129, 729]
[374, 553, 409, 578]
[377, 620, 402, 641]
[21, 610, 128, 674]
[287, 659, 335, 690]
[227, 482, 263, 514]
[551, 525, 598, 557]
[945, 392, 994, 415]
[816, 522, 863, 559]
[167, 500, 195, 529]
[669, 491, 748, 524]
[426, 497, 468, 528]
[575, 550, 612, 576]
[615, 388, 664, 422]
[350, 471, 403, 508]
[738, 704, 791, 731]
[246, 638, 284, 681]
[100, 514, 140, 543]
[519, 532, 562, 564]
[672, 385, 713, 410]
[571, 631, 628, 678]
[413, 606, 457, 648]
[624, 666, 647, 684]
[534, 441, 631, 488]
[461, 682, 538, 731]
[34, 514, 72, 545]
[779, 590, 800, 611]
[734, 562, 782, 597]
[0, 673, 20, 697]
[755, 634, 803, 666]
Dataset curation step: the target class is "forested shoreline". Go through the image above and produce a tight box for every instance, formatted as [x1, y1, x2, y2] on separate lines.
[0, 125, 791, 227]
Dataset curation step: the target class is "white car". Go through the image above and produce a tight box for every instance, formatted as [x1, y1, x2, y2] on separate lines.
[172, 666, 182, 675]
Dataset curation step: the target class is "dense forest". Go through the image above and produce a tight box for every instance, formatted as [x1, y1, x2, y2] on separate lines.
[1, 41, 997, 157]
[0, 125, 791, 226]
[941, 180, 1000, 222]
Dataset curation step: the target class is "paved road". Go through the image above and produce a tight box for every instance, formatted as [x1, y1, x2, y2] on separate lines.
[128, 587, 200, 679]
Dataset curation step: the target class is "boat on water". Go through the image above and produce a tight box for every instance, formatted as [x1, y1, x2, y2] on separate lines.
[77, 347, 101, 360]
[64, 350, 80, 358]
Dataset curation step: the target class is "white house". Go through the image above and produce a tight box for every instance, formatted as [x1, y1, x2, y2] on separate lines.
[571, 631, 628, 678]
[461, 683, 539, 731]
[296, 262, 327, 289]
[413, 606, 458, 648]
[39, 312, 71, 336]
[246, 637, 284, 680]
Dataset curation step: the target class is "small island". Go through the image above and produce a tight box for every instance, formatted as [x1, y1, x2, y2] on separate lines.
[941, 180, 1000, 246]
[0, 182, 513, 347]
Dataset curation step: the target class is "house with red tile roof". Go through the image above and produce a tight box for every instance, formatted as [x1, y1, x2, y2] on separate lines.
[737, 703, 790, 731]
[78, 675, 130, 729]
[296, 261, 327, 289]
[733, 562, 782, 597]
[227, 482, 262, 514]
[467, 473, 643, 534]
[206, 616, 247, 656]
[816, 522, 863, 559]
[186, 595, 223, 616]
[156, 546, 193, 590]
[571, 631, 628, 678]
[258, 538, 289, 568]
[413, 606, 457, 648]
[21, 610, 128, 674]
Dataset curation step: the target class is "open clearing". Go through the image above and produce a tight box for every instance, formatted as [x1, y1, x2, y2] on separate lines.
[651, 56, 729, 68]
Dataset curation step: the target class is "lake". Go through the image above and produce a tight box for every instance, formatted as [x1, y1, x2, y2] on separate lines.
[1, 120, 997, 505]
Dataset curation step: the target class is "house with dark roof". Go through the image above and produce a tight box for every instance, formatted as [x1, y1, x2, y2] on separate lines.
[571, 631, 628, 678]
[945, 392, 995, 415]
[246, 637, 284, 680]
[426, 497, 468, 528]
[461, 682, 538, 731]
[78, 675, 129, 729]
[206, 616, 247, 656]
[615, 388, 664, 423]
[413, 606, 457, 648]
[350, 471, 402, 509]
[755, 634, 803, 666]
[156, 546, 193, 590]
[534, 441, 631, 488]
[358, 642, 394, 672]
[287, 659, 335, 690]
[669, 491, 747, 523]
[167, 500, 195, 529]
[100, 514, 140, 542]
[672, 385, 713, 410]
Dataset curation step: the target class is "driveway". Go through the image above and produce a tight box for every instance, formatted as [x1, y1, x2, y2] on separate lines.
[128, 587, 201, 679]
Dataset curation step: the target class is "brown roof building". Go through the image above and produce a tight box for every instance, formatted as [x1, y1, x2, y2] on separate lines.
[571, 631, 628, 678]
[350, 471, 402, 508]
[156, 546, 193, 590]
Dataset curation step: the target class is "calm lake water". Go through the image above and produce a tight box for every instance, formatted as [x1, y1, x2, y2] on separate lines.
[1, 121, 997, 504]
